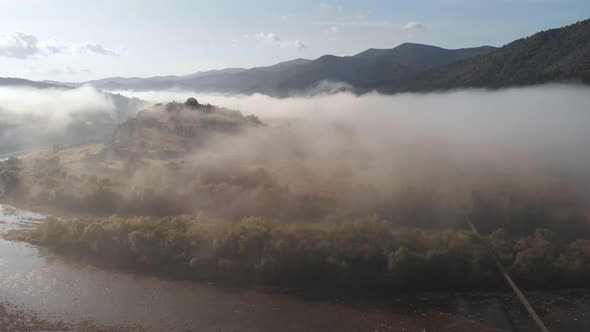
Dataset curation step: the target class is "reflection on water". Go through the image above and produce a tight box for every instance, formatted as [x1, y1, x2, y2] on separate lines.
[1, 205, 590, 331]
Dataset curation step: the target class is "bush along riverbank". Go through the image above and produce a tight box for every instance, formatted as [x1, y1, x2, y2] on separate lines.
[12, 215, 590, 294]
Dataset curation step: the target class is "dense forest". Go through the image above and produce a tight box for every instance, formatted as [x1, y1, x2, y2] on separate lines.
[395, 19, 590, 92]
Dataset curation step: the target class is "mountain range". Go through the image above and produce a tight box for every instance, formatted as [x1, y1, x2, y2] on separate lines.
[42, 44, 496, 95]
[3, 18, 590, 96]
[396, 18, 590, 92]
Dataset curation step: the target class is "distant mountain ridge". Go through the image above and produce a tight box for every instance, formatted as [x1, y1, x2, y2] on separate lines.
[7, 18, 590, 96]
[50, 43, 495, 95]
[393, 18, 590, 92]
[43, 67, 249, 90]
[273, 43, 497, 94]
[0, 77, 66, 89]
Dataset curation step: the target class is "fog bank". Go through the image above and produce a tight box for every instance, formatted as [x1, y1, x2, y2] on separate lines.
[0, 86, 132, 154]
[101, 85, 590, 224]
[114, 85, 590, 170]
[4, 84, 590, 225]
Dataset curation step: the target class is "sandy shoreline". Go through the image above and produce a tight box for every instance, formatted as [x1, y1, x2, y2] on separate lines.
[0, 198, 108, 221]
[0, 302, 145, 331]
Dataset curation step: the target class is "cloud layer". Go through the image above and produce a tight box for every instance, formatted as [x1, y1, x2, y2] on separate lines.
[254, 32, 306, 49]
[403, 21, 426, 30]
[0, 32, 120, 59]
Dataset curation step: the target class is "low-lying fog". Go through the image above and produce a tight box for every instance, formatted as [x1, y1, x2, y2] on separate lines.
[2, 84, 590, 221]
[114, 84, 590, 176]
[106, 85, 590, 219]
[0, 86, 138, 155]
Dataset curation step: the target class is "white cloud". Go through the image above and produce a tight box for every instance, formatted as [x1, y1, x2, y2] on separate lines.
[0, 32, 45, 59]
[280, 15, 289, 21]
[280, 40, 306, 49]
[329, 26, 340, 33]
[0, 32, 120, 59]
[403, 21, 426, 30]
[254, 32, 306, 49]
[73, 43, 120, 56]
[254, 32, 279, 44]
[40, 37, 65, 55]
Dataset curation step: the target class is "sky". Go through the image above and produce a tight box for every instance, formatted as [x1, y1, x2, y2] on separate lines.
[1, 0, 589, 81]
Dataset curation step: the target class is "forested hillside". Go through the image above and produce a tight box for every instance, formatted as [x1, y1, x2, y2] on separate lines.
[396, 19, 590, 92]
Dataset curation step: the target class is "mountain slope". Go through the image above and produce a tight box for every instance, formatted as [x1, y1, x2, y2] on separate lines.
[398, 19, 590, 92]
[167, 58, 314, 94]
[45, 68, 249, 90]
[51, 44, 495, 95]
[161, 44, 495, 95]
[274, 43, 496, 93]
[62, 60, 312, 92]
[0, 77, 67, 89]
[42, 18, 590, 96]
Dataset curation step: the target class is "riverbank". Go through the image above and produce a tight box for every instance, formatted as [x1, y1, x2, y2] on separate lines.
[0, 302, 142, 332]
[17, 214, 590, 294]
[2, 205, 590, 331]
[0, 197, 103, 220]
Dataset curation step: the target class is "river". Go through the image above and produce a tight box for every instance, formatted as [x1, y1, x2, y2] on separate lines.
[1, 204, 589, 331]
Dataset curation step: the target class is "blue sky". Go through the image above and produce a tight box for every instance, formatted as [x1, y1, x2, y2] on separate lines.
[1, 0, 589, 81]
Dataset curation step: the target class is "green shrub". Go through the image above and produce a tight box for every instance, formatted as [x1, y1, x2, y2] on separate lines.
[18, 214, 590, 292]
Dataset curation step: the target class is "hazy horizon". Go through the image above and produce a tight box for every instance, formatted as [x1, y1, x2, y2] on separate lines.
[2, 0, 589, 81]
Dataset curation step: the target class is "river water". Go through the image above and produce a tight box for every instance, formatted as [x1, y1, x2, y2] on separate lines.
[1, 204, 589, 331]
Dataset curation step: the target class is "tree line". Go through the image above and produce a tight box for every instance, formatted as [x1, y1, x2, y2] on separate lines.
[12, 215, 590, 294]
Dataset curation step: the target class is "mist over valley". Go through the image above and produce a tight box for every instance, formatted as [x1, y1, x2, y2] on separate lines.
[1, 5, 590, 331]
